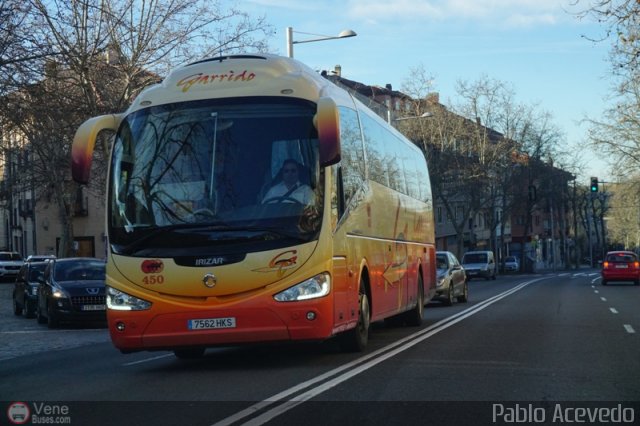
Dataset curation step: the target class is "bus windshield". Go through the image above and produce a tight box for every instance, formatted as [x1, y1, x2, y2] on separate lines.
[108, 97, 323, 256]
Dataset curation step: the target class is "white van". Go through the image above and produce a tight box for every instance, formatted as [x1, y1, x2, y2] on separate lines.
[461, 250, 496, 281]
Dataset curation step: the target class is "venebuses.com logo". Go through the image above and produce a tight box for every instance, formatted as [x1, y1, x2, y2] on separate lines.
[6, 402, 30, 425]
[6, 402, 71, 424]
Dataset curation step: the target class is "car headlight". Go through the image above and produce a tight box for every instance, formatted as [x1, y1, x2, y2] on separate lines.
[273, 273, 330, 302]
[52, 287, 68, 298]
[107, 286, 152, 311]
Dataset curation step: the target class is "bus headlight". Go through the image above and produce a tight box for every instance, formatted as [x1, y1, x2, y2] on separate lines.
[107, 286, 152, 311]
[273, 273, 330, 302]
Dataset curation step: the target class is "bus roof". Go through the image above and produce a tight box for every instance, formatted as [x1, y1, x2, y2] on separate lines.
[127, 53, 355, 114]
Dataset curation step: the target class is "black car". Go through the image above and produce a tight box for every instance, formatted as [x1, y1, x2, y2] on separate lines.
[36, 257, 107, 328]
[12, 261, 49, 318]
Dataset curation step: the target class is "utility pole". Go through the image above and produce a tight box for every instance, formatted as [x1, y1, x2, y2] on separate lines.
[550, 198, 556, 271]
[589, 193, 594, 268]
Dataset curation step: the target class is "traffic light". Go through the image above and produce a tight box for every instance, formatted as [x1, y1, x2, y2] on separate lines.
[590, 177, 598, 192]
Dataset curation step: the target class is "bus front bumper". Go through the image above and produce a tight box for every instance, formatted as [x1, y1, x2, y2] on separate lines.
[107, 303, 334, 352]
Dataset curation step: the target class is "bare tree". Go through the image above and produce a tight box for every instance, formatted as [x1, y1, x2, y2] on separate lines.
[573, 0, 640, 176]
[1, 0, 273, 256]
[607, 178, 640, 251]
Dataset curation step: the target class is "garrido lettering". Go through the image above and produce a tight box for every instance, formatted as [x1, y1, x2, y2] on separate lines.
[177, 70, 256, 92]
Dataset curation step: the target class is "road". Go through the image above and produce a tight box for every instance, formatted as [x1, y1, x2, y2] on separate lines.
[1, 270, 639, 425]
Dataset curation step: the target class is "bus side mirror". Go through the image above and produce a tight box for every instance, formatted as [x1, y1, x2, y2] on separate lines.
[72, 114, 122, 184]
[315, 97, 341, 167]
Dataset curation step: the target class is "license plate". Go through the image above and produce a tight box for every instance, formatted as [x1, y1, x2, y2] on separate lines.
[82, 305, 106, 311]
[188, 317, 236, 330]
[616, 265, 628, 268]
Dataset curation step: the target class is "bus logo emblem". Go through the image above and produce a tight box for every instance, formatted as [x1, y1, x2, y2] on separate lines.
[141, 259, 164, 273]
[203, 273, 217, 288]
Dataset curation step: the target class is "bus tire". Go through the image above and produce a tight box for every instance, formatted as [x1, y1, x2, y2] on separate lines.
[404, 273, 424, 326]
[339, 279, 370, 352]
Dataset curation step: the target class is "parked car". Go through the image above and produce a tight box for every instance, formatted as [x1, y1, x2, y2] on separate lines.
[461, 250, 496, 280]
[26, 254, 56, 263]
[12, 261, 49, 318]
[435, 251, 468, 305]
[0, 251, 24, 282]
[601, 251, 640, 286]
[36, 257, 107, 328]
[503, 256, 520, 272]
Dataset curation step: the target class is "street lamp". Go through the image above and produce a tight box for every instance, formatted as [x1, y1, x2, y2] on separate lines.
[393, 112, 433, 122]
[286, 27, 357, 58]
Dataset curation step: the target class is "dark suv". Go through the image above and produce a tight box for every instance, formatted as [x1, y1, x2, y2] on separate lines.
[12, 261, 49, 318]
[36, 257, 107, 328]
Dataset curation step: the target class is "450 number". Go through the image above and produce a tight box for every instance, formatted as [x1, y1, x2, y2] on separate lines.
[143, 275, 164, 285]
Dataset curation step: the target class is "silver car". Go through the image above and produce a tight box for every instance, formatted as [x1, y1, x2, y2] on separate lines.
[503, 256, 520, 272]
[435, 251, 468, 305]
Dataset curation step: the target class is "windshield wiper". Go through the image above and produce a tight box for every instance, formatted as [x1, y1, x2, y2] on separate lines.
[118, 222, 310, 255]
[242, 226, 307, 241]
[119, 223, 236, 255]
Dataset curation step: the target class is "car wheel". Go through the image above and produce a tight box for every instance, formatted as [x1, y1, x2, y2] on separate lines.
[47, 304, 59, 329]
[339, 278, 370, 352]
[404, 273, 424, 326]
[602, 279, 607, 286]
[492, 271, 497, 280]
[174, 347, 206, 359]
[445, 282, 454, 306]
[13, 297, 23, 316]
[635, 280, 640, 286]
[36, 305, 47, 324]
[457, 281, 469, 303]
[23, 301, 36, 319]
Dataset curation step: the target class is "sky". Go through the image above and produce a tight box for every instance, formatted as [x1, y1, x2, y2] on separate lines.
[240, 0, 615, 183]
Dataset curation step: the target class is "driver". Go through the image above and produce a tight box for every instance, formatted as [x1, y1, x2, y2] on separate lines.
[262, 159, 314, 204]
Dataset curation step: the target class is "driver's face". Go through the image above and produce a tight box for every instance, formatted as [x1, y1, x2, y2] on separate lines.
[282, 165, 298, 185]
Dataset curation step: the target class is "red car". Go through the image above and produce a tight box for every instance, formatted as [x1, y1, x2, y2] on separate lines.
[601, 251, 640, 286]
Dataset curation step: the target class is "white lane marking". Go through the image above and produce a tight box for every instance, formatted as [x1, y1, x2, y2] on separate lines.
[601, 297, 607, 302]
[0, 329, 105, 335]
[624, 324, 635, 334]
[610, 308, 619, 314]
[122, 354, 173, 366]
[211, 277, 548, 426]
[558, 273, 570, 277]
[594, 290, 599, 294]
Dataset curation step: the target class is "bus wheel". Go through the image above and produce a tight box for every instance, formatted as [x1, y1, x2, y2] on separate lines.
[339, 280, 370, 352]
[404, 274, 424, 326]
[174, 347, 206, 359]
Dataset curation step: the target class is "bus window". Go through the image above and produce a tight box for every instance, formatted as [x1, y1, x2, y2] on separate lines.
[338, 107, 365, 204]
[360, 114, 389, 187]
[108, 97, 324, 253]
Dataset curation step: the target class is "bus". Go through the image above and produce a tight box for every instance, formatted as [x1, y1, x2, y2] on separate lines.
[71, 54, 436, 358]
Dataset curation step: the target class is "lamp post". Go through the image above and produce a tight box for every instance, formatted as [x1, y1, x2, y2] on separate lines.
[392, 112, 433, 123]
[286, 27, 357, 58]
